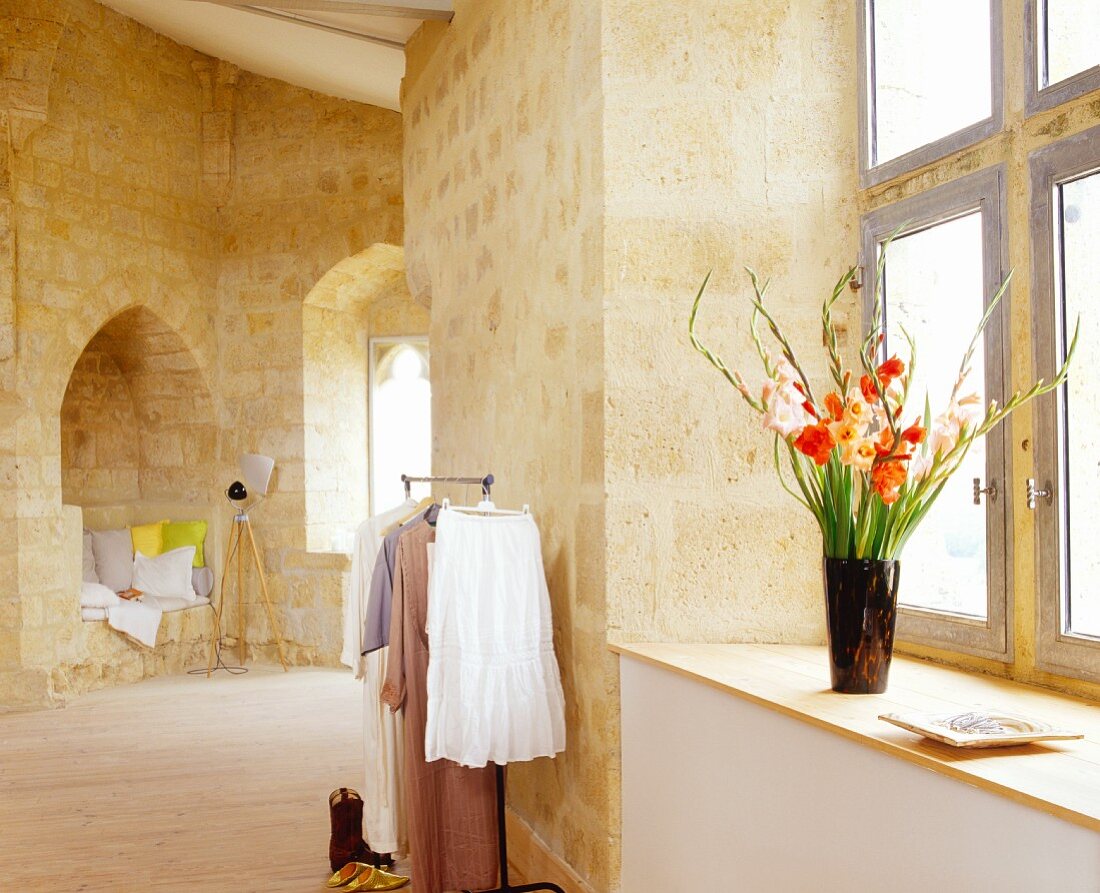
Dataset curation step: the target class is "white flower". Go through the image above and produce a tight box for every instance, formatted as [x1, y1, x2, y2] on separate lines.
[761, 378, 814, 439]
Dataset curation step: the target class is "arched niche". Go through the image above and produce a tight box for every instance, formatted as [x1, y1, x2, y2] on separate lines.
[61, 306, 218, 508]
[301, 243, 430, 551]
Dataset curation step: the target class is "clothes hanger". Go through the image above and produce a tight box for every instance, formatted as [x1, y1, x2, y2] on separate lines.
[382, 495, 436, 536]
[440, 496, 530, 516]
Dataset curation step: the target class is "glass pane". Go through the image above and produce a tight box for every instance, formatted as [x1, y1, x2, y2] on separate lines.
[872, 0, 991, 165]
[1043, 1, 1100, 87]
[881, 212, 988, 618]
[1059, 171, 1100, 638]
[370, 341, 431, 514]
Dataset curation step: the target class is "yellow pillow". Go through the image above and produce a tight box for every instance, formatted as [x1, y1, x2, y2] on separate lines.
[130, 520, 168, 558]
[162, 520, 208, 568]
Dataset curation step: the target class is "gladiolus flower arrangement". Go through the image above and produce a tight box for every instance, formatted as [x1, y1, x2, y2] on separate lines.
[689, 257, 1078, 562]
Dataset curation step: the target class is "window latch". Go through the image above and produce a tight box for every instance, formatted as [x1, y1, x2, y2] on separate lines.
[1026, 478, 1053, 510]
[972, 477, 997, 505]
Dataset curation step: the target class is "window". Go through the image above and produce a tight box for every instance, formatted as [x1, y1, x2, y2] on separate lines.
[369, 338, 431, 514]
[861, 167, 1012, 659]
[1031, 124, 1100, 680]
[858, 0, 1003, 186]
[1026, 0, 1100, 114]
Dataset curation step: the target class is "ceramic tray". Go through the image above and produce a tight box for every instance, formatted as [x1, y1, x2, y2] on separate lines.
[878, 710, 1084, 748]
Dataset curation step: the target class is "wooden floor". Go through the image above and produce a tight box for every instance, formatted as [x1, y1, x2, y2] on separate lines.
[0, 666, 412, 892]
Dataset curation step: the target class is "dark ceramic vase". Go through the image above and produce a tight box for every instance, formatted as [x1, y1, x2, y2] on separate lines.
[823, 557, 900, 694]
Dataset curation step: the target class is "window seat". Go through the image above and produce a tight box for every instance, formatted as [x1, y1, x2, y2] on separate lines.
[80, 595, 211, 623]
[613, 642, 1100, 890]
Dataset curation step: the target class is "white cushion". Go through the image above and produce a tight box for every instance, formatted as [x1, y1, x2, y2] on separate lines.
[82, 532, 99, 584]
[90, 528, 133, 593]
[80, 582, 121, 608]
[81, 607, 108, 622]
[132, 546, 198, 600]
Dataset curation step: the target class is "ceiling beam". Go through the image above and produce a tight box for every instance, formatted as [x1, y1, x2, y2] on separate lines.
[235, 6, 407, 48]
[188, 0, 454, 20]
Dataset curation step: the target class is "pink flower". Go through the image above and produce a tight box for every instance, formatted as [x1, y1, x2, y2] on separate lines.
[928, 414, 961, 456]
[909, 452, 933, 482]
[761, 378, 815, 439]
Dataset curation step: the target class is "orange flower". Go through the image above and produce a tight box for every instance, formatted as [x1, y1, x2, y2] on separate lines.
[860, 374, 878, 404]
[824, 392, 845, 422]
[871, 459, 908, 505]
[801, 400, 818, 419]
[876, 355, 905, 386]
[793, 421, 836, 466]
[831, 422, 860, 446]
[900, 422, 926, 446]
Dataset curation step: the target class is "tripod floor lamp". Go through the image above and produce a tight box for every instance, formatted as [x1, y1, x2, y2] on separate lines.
[206, 453, 289, 676]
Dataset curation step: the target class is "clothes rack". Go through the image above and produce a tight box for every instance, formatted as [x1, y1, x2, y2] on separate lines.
[402, 473, 565, 893]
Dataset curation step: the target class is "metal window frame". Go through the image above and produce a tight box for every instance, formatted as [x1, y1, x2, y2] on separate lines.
[1024, 0, 1100, 117]
[861, 166, 1013, 660]
[367, 335, 431, 515]
[1030, 124, 1100, 682]
[857, 0, 1005, 188]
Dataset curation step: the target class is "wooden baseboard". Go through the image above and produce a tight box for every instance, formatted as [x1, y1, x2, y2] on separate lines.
[505, 808, 596, 893]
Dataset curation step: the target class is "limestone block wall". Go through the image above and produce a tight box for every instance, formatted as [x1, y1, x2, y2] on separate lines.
[61, 344, 140, 505]
[602, 0, 859, 646]
[403, 3, 609, 888]
[0, 0, 412, 706]
[216, 73, 407, 664]
[8, 0, 219, 702]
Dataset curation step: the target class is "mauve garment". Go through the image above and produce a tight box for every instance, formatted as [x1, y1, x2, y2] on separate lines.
[381, 520, 498, 893]
[362, 510, 427, 655]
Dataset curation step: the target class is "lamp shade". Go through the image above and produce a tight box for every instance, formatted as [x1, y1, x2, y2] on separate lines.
[240, 454, 275, 497]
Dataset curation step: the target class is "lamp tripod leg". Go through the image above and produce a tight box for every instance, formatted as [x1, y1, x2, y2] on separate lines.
[207, 520, 241, 677]
[238, 518, 246, 667]
[244, 519, 289, 672]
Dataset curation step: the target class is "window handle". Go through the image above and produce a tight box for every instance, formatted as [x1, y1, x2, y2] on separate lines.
[1026, 478, 1053, 510]
[973, 477, 997, 505]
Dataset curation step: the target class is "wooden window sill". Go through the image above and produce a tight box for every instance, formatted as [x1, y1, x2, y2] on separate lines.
[610, 642, 1100, 833]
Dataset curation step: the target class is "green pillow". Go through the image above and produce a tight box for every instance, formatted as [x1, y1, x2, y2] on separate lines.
[162, 520, 208, 568]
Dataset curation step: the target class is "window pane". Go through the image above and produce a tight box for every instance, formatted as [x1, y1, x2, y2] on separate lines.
[1043, 1, 1100, 87]
[1059, 170, 1100, 638]
[370, 341, 431, 514]
[871, 0, 991, 165]
[881, 212, 988, 618]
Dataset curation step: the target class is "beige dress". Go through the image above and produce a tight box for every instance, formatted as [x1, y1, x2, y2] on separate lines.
[381, 520, 498, 893]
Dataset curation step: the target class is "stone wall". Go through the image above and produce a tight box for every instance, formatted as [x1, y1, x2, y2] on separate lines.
[216, 72, 406, 664]
[602, 0, 859, 645]
[404, 2, 858, 887]
[0, 0, 414, 706]
[403, 2, 609, 888]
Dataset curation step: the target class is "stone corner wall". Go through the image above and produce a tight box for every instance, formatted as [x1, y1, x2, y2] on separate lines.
[403, 0, 611, 888]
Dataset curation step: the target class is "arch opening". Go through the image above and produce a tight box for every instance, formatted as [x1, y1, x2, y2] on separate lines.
[61, 307, 219, 509]
[301, 244, 430, 551]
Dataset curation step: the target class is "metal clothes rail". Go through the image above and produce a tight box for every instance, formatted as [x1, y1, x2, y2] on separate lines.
[402, 473, 565, 893]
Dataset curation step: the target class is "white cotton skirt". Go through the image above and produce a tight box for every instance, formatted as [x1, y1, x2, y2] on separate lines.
[425, 509, 566, 768]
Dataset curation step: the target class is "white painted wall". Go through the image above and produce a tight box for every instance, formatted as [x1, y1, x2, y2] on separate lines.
[620, 655, 1100, 892]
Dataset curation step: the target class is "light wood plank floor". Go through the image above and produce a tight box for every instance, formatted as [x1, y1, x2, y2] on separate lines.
[0, 666, 411, 892]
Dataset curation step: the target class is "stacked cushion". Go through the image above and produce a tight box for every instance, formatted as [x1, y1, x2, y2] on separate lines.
[87, 520, 209, 594]
[89, 528, 136, 593]
[81, 532, 99, 584]
[133, 546, 199, 600]
[162, 520, 208, 568]
[130, 520, 168, 558]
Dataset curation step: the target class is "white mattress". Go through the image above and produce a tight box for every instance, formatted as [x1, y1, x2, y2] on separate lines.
[80, 595, 210, 622]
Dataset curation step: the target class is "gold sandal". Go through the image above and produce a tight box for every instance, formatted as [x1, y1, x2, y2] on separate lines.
[327, 862, 371, 888]
[344, 867, 411, 891]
